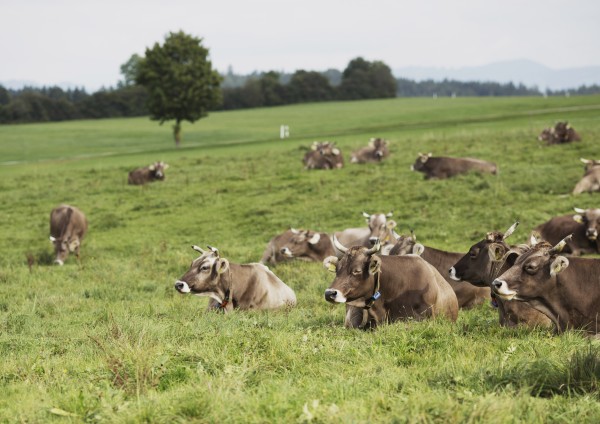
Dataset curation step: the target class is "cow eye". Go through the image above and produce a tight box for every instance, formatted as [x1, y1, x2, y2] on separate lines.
[200, 265, 211, 272]
[469, 249, 479, 258]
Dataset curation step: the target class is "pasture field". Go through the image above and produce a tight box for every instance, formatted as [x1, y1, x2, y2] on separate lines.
[1, 95, 600, 423]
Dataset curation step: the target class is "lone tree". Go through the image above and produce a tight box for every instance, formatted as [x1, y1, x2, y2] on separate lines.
[136, 31, 222, 147]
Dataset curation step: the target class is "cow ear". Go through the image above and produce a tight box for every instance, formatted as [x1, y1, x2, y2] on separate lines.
[332, 148, 340, 155]
[488, 243, 506, 261]
[386, 220, 397, 230]
[163, 163, 169, 170]
[573, 214, 584, 224]
[550, 256, 569, 277]
[216, 258, 230, 275]
[368, 256, 382, 275]
[412, 243, 425, 256]
[308, 233, 321, 245]
[149, 164, 156, 171]
[323, 256, 338, 273]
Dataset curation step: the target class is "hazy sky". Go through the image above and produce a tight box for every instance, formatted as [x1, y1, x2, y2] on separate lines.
[2, 0, 599, 91]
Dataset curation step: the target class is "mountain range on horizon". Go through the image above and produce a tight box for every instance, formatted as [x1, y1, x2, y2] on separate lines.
[393, 59, 600, 91]
[2, 59, 599, 93]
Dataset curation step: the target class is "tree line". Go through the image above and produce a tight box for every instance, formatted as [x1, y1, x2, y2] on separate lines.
[1, 58, 599, 124]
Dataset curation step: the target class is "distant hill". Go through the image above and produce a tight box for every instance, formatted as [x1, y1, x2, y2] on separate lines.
[394, 59, 600, 91]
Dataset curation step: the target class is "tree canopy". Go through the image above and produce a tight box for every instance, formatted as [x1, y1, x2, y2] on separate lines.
[136, 31, 222, 146]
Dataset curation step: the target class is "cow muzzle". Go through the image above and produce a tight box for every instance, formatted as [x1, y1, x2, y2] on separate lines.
[54, 259, 64, 266]
[280, 247, 293, 258]
[492, 279, 517, 300]
[586, 229, 598, 240]
[448, 267, 460, 281]
[174, 280, 191, 293]
[324, 289, 346, 303]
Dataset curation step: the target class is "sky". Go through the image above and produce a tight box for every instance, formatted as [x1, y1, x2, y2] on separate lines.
[2, 0, 599, 92]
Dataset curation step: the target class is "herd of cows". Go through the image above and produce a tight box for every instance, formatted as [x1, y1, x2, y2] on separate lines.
[47, 128, 600, 336]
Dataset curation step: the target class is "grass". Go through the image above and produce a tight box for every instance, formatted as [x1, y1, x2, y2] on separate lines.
[1, 95, 600, 422]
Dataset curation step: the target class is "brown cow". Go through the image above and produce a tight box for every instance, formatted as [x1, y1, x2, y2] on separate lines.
[573, 158, 600, 195]
[175, 245, 296, 311]
[323, 238, 458, 329]
[492, 236, 600, 334]
[128, 161, 169, 185]
[278, 230, 336, 262]
[302, 141, 344, 170]
[534, 208, 600, 255]
[389, 232, 490, 309]
[538, 122, 581, 145]
[260, 229, 297, 265]
[49, 204, 88, 266]
[350, 138, 390, 164]
[410, 153, 497, 179]
[449, 223, 553, 328]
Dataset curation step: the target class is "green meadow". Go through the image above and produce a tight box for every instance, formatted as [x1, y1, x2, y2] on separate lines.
[1, 95, 600, 423]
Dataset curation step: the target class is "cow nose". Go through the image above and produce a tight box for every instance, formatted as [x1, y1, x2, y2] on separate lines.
[369, 237, 378, 246]
[174, 281, 185, 291]
[324, 289, 337, 302]
[492, 280, 503, 290]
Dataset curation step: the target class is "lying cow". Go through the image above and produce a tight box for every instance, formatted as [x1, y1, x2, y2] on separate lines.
[175, 245, 296, 311]
[572, 158, 600, 195]
[278, 229, 335, 262]
[323, 238, 458, 329]
[49, 204, 88, 265]
[302, 141, 344, 170]
[260, 229, 297, 265]
[534, 208, 600, 255]
[128, 161, 169, 185]
[538, 121, 581, 145]
[389, 232, 490, 309]
[350, 138, 390, 164]
[493, 236, 600, 334]
[410, 153, 497, 179]
[333, 211, 397, 254]
[449, 223, 552, 328]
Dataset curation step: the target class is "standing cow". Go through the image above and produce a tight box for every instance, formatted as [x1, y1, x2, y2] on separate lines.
[572, 158, 600, 195]
[128, 161, 169, 185]
[350, 138, 390, 164]
[323, 238, 458, 329]
[410, 153, 497, 179]
[449, 223, 553, 328]
[49, 204, 88, 265]
[534, 208, 600, 255]
[492, 236, 600, 334]
[302, 141, 344, 170]
[175, 245, 296, 311]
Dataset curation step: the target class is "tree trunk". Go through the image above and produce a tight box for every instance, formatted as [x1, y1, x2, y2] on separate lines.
[173, 121, 182, 147]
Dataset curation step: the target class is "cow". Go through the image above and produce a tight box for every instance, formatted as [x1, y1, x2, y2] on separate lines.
[175, 245, 296, 311]
[410, 153, 497, 179]
[302, 141, 344, 170]
[350, 138, 390, 164]
[49, 204, 88, 266]
[449, 222, 553, 328]
[572, 158, 600, 195]
[534, 208, 600, 255]
[323, 238, 458, 329]
[389, 232, 490, 309]
[128, 161, 169, 185]
[492, 236, 600, 334]
[260, 229, 298, 265]
[538, 122, 581, 145]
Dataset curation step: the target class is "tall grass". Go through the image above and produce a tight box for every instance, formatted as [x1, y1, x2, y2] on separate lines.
[1, 96, 600, 422]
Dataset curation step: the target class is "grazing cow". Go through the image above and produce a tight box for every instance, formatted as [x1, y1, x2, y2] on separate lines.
[492, 236, 600, 334]
[538, 122, 581, 145]
[410, 153, 497, 179]
[323, 238, 458, 329]
[175, 245, 296, 311]
[534, 208, 600, 255]
[350, 138, 390, 164]
[128, 161, 169, 185]
[302, 141, 344, 170]
[449, 223, 553, 328]
[573, 158, 600, 194]
[389, 232, 490, 309]
[49, 205, 88, 266]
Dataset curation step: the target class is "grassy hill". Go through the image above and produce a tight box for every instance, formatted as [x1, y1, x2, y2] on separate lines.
[1, 96, 600, 422]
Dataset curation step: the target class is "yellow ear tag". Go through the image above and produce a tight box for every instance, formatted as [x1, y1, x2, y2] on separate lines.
[327, 262, 337, 273]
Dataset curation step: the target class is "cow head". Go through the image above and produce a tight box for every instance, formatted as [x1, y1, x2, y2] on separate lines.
[323, 237, 382, 306]
[279, 229, 328, 260]
[580, 158, 600, 173]
[174, 245, 230, 304]
[49, 235, 80, 265]
[449, 222, 520, 286]
[492, 237, 571, 317]
[362, 211, 396, 245]
[369, 138, 388, 160]
[149, 161, 169, 180]
[573, 208, 600, 241]
[388, 231, 425, 256]
[410, 152, 432, 171]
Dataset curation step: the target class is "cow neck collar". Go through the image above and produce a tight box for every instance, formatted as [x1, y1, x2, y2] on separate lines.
[363, 270, 382, 310]
[215, 269, 233, 311]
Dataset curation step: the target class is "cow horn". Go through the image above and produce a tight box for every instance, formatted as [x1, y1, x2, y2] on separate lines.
[332, 235, 348, 254]
[391, 230, 401, 241]
[362, 211, 371, 218]
[386, 211, 394, 218]
[409, 228, 416, 241]
[573, 207, 586, 214]
[503, 221, 519, 240]
[365, 239, 381, 256]
[206, 245, 219, 256]
[548, 234, 573, 254]
[580, 158, 591, 164]
[191, 245, 205, 254]
[290, 227, 300, 234]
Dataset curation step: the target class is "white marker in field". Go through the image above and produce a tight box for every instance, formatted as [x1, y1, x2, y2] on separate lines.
[280, 125, 290, 139]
